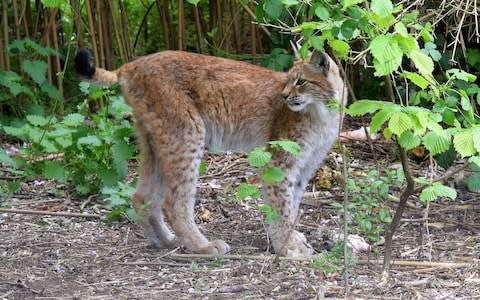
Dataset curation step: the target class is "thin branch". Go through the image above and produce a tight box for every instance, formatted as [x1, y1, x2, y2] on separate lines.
[0, 208, 101, 219]
[381, 145, 416, 283]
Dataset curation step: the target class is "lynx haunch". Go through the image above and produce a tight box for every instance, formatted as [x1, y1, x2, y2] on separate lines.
[75, 48, 347, 257]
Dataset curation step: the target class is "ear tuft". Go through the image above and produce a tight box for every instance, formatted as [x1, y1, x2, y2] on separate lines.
[309, 51, 330, 75]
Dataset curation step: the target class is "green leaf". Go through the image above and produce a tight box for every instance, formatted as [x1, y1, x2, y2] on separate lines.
[26, 115, 48, 127]
[98, 166, 120, 187]
[264, 0, 283, 19]
[41, 139, 58, 153]
[409, 49, 434, 76]
[446, 69, 477, 82]
[379, 207, 392, 223]
[453, 129, 477, 158]
[63, 113, 85, 127]
[370, 106, 397, 132]
[112, 140, 134, 178]
[398, 131, 420, 150]
[394, 22, 408, 37]
[388, 111, 412, 136]
[423, 131, 451, 155]
[469, 156, 480, 168]
[371, 0, 393, 17]
[24, 39, 58, 56]
[473, 129, 480, 152]
[342, 0, 364, 10]
[40, 82, 62, 100]
[0, 148, 17, 167]
[466, 172, 480, 192]
[199, 161, 207, 175]
[281, 0, 299, 6]
[236, 183, 261, 200]
[434, 145, 456, 169]
[43, 161, 67, 182]
[370, 34, 403, 76]
[261, 167, 285, 184]
[22, 59, 48, 85]
[269, 140, 300, 156]
[3, 126, 26, 137]
[258, 204, 281, 224]
[330, 40, 350, 59]
[402, 71, 429, 89]
[346, 100, 385, 116]
[315, 6, 330, 20]
[41, 0, 65, 8]
[78, 135, 102, 147]
[419, 183, 457, 203]
[248, 147, 272, 167]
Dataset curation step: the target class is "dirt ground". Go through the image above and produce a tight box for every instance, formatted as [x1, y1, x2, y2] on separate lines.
[1, 140, 479, 299]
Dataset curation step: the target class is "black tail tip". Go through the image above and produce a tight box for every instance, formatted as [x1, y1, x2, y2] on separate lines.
[74, 48, 96, 78]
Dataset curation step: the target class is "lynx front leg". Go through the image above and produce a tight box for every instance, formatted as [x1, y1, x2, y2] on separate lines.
[264, 155, 313, 257]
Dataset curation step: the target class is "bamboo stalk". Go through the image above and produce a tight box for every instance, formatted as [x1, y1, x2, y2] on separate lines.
[230, 0, 242, 54]
[101, 0, 113, 69]
[250, 3, 256, 62]
[0, 30, 4, 70]
[85, 0, 99, 66]
[192, 4, 203, 53]
[49, 8, 64, 103]
[71, 0, 83, 47]
[95, 0, 106, 68]
[2, 0, 10, 70]
[155, 0, 172, 50]
[43, 7, 53, 85]
[178, 0, 185, 50]
[119, 0, 133, 59]
[12, 0, 21, 40]
[20, 0, 31, 37]
[108, 0, 126, 63]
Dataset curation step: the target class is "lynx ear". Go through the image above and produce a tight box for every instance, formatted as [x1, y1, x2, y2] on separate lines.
[289, 40, 302, 60]
[308, 51, 330, 75]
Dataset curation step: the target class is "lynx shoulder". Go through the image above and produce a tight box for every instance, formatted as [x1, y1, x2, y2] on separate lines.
[75, 49, 347, 257]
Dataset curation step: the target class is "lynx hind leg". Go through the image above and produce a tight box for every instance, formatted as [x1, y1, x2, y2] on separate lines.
[264, 153, 314, 257]
[143, 108, 229, 255]
[131, 124, 176, 248]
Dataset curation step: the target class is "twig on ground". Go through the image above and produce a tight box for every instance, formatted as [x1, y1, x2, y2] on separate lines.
[0, 208, 101, 219]
[168, 253, 310, 262]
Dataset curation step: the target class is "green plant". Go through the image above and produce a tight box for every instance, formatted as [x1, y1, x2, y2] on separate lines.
[311, 240, 354, 273]
[101, 182, 139, 221]
[333, 169, 403, 241]
[235, 139, 301, 223]
[1, 82, 136, 195]
[0, 39, 61, 116]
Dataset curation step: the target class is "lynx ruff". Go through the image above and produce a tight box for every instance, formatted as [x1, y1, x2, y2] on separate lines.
[75, 48, 347, 257]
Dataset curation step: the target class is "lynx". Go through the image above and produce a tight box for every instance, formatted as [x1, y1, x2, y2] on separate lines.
[75, 48, 347, 257]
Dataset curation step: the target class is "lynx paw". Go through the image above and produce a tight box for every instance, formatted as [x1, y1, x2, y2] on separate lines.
[278, 230, 314, 257]
[192, 239, 230, 255]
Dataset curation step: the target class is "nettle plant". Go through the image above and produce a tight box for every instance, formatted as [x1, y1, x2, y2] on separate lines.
[0, 39, 61, 115]
[255, 0, 480, 199]
[235, 140, 301, 223]
[1, 83, 136, 195]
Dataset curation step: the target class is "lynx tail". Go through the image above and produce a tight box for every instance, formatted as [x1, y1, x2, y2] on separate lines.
[74, 48, 118, 86]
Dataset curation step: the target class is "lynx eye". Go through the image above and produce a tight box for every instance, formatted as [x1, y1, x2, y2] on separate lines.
[296, 78, 307, 86]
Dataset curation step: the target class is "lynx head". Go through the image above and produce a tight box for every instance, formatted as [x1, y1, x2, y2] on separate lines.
[282, 50, 347, 112]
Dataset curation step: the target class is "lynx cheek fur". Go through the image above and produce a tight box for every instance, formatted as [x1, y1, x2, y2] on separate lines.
[75, 49, 347, 257]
